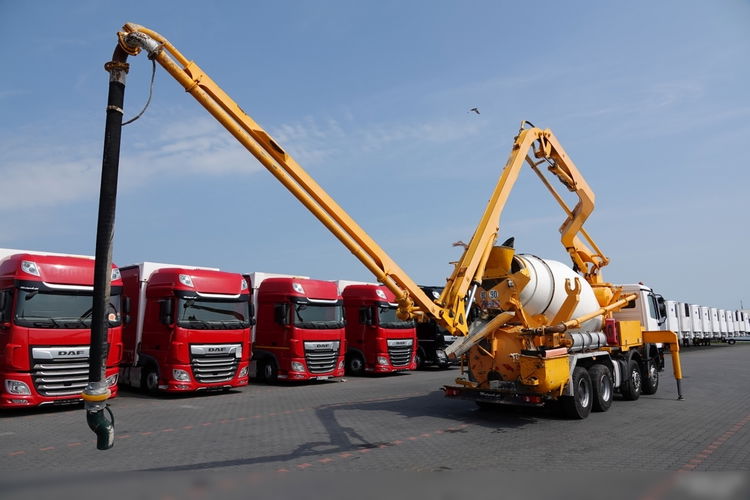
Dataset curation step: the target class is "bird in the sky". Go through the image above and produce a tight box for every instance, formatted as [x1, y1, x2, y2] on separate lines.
[469, 107, 480, 115]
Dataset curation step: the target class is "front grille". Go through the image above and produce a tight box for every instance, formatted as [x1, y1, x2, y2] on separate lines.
[191, 354, 239, 383]
[388, 345, 413, 367]
[32, 360, 89, 397]
[304, 347, 337, 374]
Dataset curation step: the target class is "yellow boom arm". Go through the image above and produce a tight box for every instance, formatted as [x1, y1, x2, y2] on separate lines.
[116, 24, 609, 337]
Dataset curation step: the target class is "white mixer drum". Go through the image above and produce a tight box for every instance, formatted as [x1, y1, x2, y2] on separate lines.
[515, 254, 602, 333]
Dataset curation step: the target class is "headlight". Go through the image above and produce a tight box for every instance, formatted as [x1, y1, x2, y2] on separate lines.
[5, 380, 31, 395]
[290, 361, 305, 372]
[338, 360, 344, 370]
[111, 268, 121, 281]
[172, 369, 191, 381]
[106, 374, 119, 386]
[239, 366, 248, 377]
[377, 356, 389, 366]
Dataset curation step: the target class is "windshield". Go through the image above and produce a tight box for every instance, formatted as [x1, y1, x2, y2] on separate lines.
[177, 297, 250, 330]
[14, 290, 121, 329]
[378, 305, 414, 329]
[293, 303, 344, 330]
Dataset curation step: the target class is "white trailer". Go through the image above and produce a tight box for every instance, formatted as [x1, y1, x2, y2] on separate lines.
[738, 310, 749, 336]
[690, 304, 703, 344]
[726, 312, 735, 342]
[700, 306, 712, 345]
[676, 302, 693, 346]
[719, 309, 729, 341]
[710, 307, 721, 340]
[665, 301, 681, 341]
[734, 311, 744, 336]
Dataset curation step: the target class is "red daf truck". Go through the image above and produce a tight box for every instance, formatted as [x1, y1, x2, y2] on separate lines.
[0, 249, 123, 408]
[119, 262, 251, 393]
[248, 273, 346, 382]
[337, 281, 417, 375]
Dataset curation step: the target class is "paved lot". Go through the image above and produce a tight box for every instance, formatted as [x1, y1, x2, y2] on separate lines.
[1, 343, 748, 494]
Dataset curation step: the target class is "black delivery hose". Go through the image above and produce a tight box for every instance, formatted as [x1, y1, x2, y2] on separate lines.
[82, 43, 131, 450]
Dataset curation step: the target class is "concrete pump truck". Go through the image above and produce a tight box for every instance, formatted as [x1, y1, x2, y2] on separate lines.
[85, 23, 683, 448]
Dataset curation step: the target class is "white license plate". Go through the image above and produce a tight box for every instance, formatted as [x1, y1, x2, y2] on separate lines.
[316, 376, 330, 380]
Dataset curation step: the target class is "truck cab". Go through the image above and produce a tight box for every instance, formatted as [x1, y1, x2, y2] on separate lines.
[249, 274, 346, 382]
[611, 283, 667, 332]
[414, 286, 459, 369]
[338, 282, 416, 375]
[0, 249, 123, 407]
[120, 263, 251, 393]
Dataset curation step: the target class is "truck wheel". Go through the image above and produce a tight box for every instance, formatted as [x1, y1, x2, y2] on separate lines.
[641, 359, 659, 395]
[143, 365, 159, 394]
[346, 353, 365, 376]
[589, 364, 613, 412]
[262, 359, 278, 384]
[560, 366, 593, 419]
[620, 359, 642, 401]
[415, 350, 425, 370]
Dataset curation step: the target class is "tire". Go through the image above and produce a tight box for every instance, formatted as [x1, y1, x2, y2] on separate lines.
[415, 350, 425, 370]
[620, 358, 642, 401]
[346, 353, 365, 376]
[142, 365, 159, 394]
[262, 358, 278, 383]
[560, 366, 593, 419]
[641, 359, 659, 395]
[589, 364, 613, 412]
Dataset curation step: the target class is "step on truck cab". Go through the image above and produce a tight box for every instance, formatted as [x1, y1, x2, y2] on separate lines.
[0, 249, 123, 407]
[336, 281, 417, 375]
[120, 263, 251, 393]
[248, 273, 346, 382]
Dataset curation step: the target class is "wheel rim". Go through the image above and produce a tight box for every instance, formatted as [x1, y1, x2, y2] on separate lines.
[647, 364, 657, 385]
[631, 369, 641, 393]
[264, 362, 274, 379]
[599, 374, 612, 402]
[577, 378, 590, 408]
[350, 357, 363, 372]
[146, 371, 158, 390]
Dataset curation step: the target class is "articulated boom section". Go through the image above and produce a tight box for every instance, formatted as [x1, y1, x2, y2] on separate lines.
[116, 24, 456, 330]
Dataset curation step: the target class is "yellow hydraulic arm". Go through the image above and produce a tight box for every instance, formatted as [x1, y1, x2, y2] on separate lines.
[115, 24, 609, 338]
[115, 24, 451, 328]
[439, 123, 611, 327]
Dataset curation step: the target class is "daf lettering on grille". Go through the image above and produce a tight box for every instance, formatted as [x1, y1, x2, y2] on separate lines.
[58, 350, 85, 357]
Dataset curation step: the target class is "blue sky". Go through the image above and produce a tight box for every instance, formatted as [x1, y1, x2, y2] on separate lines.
[1, 1, 748, 309]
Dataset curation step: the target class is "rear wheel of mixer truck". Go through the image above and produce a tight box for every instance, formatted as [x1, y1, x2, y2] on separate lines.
[561, 366, 593, 419]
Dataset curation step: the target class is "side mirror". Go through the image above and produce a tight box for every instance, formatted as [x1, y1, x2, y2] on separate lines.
[160, 298, 173, 326]
[249, 300, 256, 326]
[123, 296, 132, 324]
[0, 291, 8, 323]
[655, 295, 667, 325]
[274, 303, 290, 326]
[359, 307, 373, 326]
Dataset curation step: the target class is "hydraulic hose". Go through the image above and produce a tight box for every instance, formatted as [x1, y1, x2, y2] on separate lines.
[81, 42, 131, 450]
